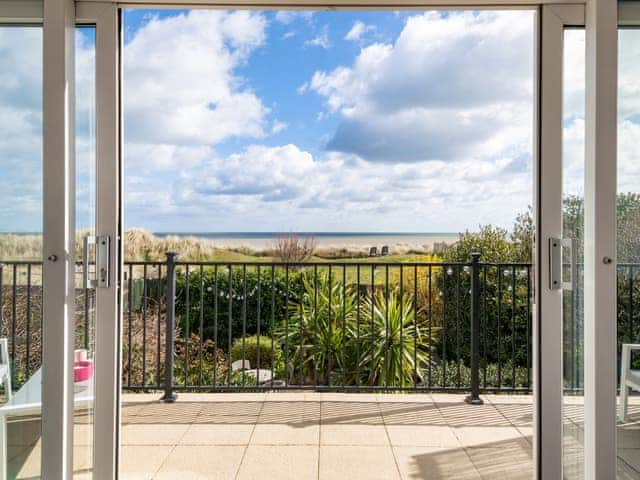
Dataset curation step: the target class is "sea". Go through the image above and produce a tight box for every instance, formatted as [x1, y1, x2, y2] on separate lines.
[153, 232, 459, 251]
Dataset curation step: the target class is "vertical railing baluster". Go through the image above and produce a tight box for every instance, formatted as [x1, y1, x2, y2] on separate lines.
[328, 265, 332, 387]
[184, 265, 190, 387]
[442, 266, 447, 388]
[285, 265, 289, 386]
[156, 264, 162, 388]
[298, 287, 304, 387]
[629, 265, 634, 344]
[26, 264, 32, 378]
[270, 265, 275, 388]
[526, 265, 531, 389]
[242, 264, 247, 387]
[427, 265, 432, 389]
[466, 253, 482, 404]
[313, 264, 318, 387]
[385, 264, 389, 388]
[142, 264, 148, 387]
[227, 264, 232, 387]
[213, 264, 218, 387]
[482, 264, 488, 389]
[199, 264, 204, 387]
[356, 264, 361, 387]
[161, 252, 178, 402]
[497, 265, 502, 388]
[412, 265, 417, 389]
[511, 265, 517, 389]
[127, 264, 133, 388]
[342, 265, 346, 385]
[370, 264, 375, 387]
[11, 264, 17, 380]
[256, 265, 261, 384]
[399, 265, 404, 388]
[455, 264, 461, 388]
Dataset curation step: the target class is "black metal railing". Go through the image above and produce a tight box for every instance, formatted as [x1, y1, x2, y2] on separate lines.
[121, 253, 534, 396]
[2, 255, 637, 397]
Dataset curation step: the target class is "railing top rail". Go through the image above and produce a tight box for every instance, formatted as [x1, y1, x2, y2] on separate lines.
[1, 258, 639, 267]
[172, 260, 474, 267]
[0, 260, 43, 265]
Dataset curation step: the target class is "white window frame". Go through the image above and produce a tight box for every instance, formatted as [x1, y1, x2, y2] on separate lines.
[1, 0, 621, 478]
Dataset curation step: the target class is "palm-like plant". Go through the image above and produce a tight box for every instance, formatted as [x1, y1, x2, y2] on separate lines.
[278, 271, 358, 385]
[359, 289, 430, 387]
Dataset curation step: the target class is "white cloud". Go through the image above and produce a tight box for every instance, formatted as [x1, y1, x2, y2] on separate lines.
[124, 10, 270, 148]
[271, 120, 288, 134]
[305, 26, 330, 49]
[344, 21, 373, 42]
[126, 142, 533, 232]
[309, 11, 535, 164]
[275, 11, 313, 25]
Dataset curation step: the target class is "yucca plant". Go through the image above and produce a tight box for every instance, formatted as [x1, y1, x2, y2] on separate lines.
[359, 289, 430, 387]
[279, 271, 358, 385]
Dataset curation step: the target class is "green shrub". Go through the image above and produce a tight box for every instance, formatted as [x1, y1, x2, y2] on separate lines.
[283, 272, 434, 387]
[175, 267, 305, 349]
[231, 334, 283, 371]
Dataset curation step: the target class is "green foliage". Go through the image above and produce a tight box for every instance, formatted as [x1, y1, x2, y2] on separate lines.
[360, 289, 431, 387]
[442, 225, 523, 264]
[282, 273, 433, 387]
[175, 267, 304, 349]
[174, 333, 229, 387]
[437, 224, 531, 372]
[430, 360, 530, 389]
[231, 334, 284, 373]
[562, 192, 640, 263]
[279, 272, 359, 384]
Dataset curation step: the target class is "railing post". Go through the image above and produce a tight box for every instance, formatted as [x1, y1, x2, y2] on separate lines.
[161, 252, 178, 402]
[465, 252, 483, 405]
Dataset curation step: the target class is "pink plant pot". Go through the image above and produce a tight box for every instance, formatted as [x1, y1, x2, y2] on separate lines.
[74, 361, 93, 383]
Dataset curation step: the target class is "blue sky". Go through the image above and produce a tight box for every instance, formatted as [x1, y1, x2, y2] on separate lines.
[120, 9, 536, 233]
[1, 14, 639, 234]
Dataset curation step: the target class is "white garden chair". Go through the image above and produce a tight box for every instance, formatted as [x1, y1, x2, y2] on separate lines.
[619, 343, 640, 421]
[231, 359, 273, 384]
[0, 340, 11, 402]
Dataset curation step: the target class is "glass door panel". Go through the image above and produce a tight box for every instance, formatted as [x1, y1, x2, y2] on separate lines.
[562, 27, 586, 479]
[74, 26, 97, 479]
[616, 27, 640, 479]
[0, 26, 44, 480]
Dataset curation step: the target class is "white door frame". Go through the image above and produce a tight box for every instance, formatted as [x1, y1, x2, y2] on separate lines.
[584, 0, 617, 478]
[1, 0, 623, 478]
[536, 6, 585, 479]
[0, 1, 122, 478]
[42, 1, 76, 478]
[537, 2, 618, 479]
[76, 3, 123, 479]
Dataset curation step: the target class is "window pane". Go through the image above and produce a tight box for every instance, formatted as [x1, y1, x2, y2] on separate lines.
[0, 25, 44, 480]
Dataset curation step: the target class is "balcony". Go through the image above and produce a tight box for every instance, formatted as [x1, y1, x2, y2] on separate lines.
[120, 392, 534, 479]
[2, 256, 640, 478]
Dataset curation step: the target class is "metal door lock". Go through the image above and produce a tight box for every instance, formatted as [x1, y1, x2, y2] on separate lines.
[83, 235, 110, 288]
[47, 254, 58, 262]
[603, 256, 613, 265]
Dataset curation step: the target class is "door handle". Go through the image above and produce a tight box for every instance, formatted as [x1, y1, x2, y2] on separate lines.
[83, 235, 110, 289]
[549, 237, 576, 291]
[549, 237, 561, 290]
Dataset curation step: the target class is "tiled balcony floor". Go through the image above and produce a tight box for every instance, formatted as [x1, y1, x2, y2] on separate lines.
[118, 392, 534, 480]
[9, 393, 640, 479]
